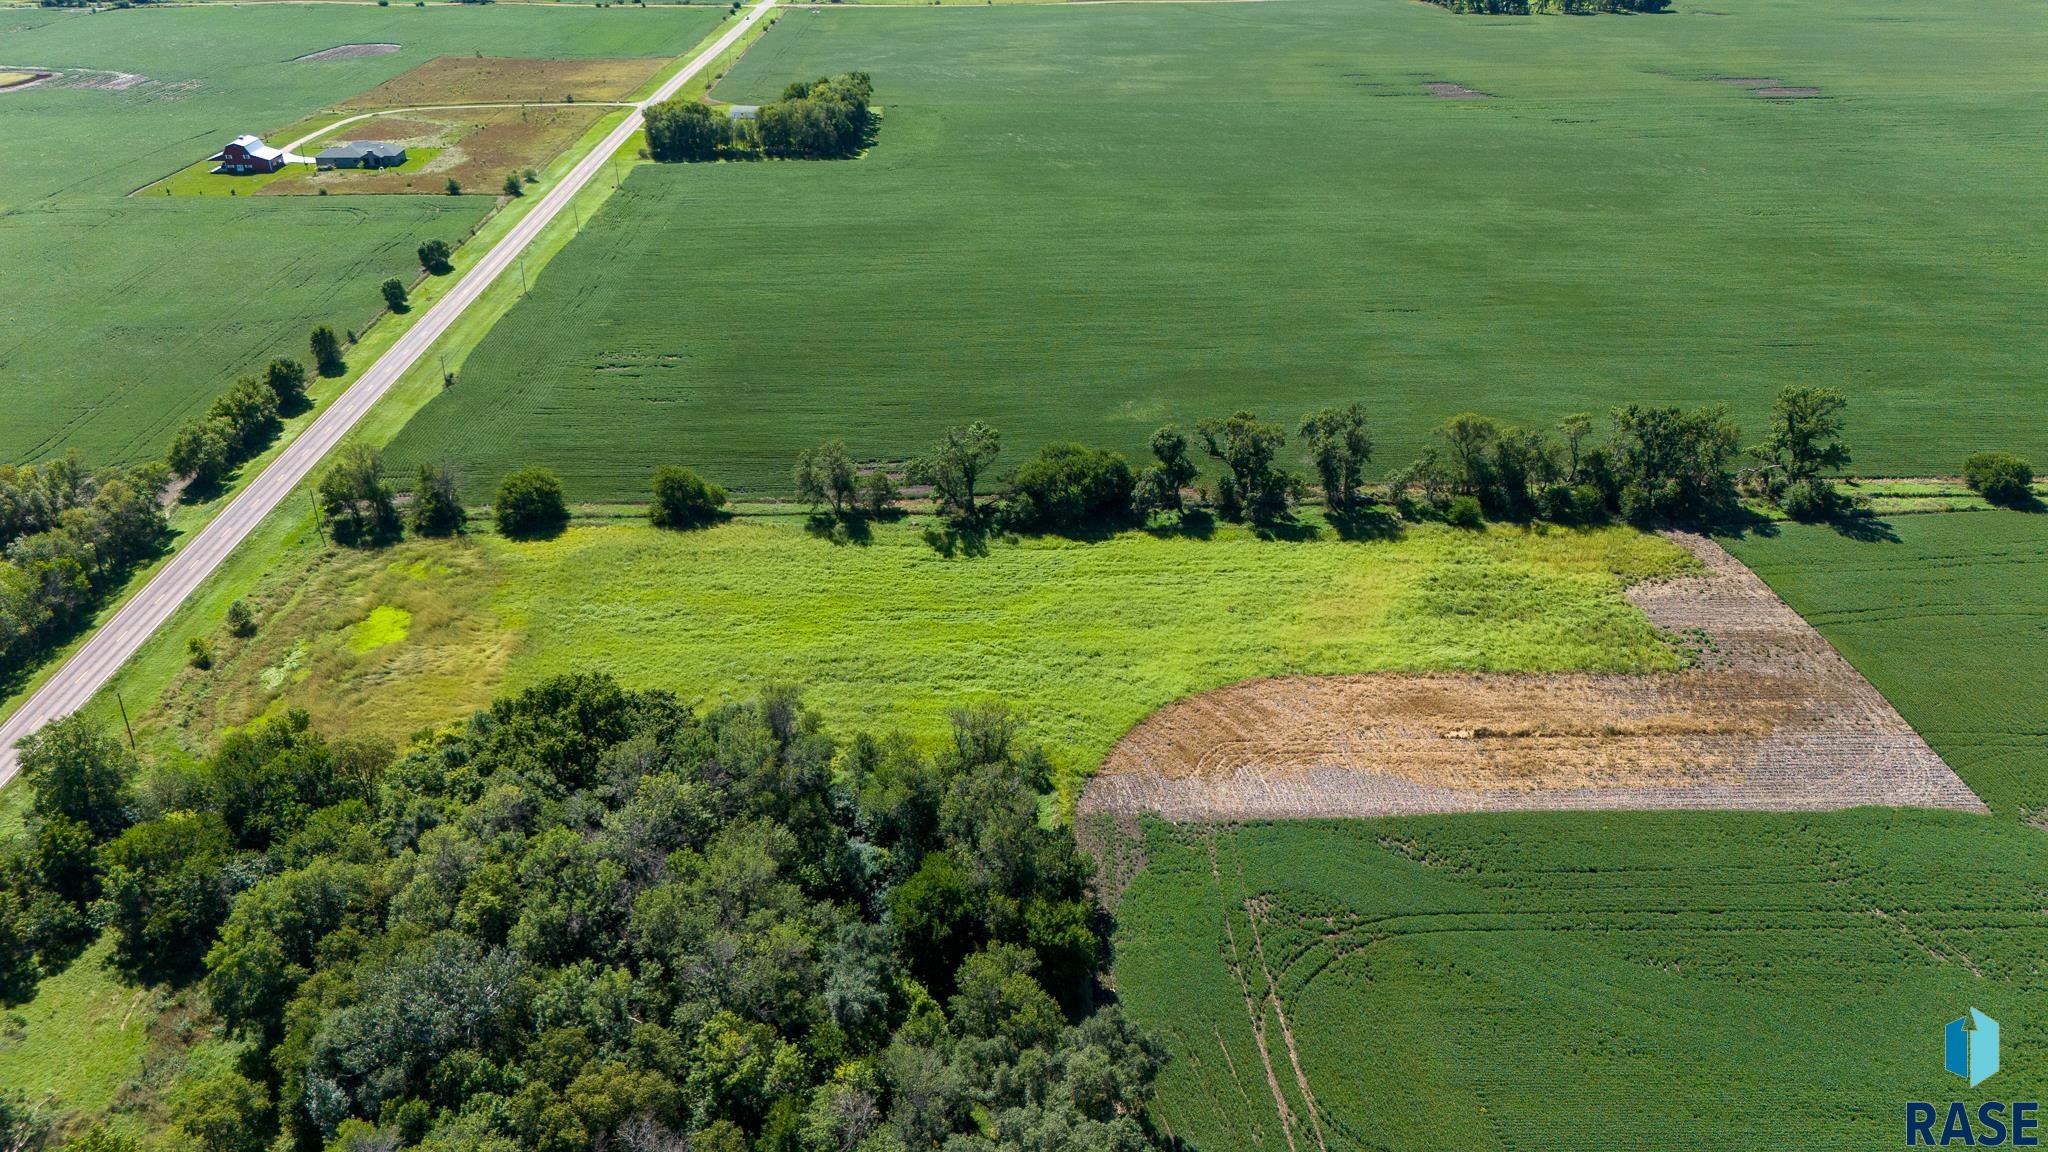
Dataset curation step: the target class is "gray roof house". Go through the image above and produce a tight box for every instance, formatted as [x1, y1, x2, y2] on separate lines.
[315, 141, 408, 170]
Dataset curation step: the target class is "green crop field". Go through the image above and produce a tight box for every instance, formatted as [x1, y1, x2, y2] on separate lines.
[125, 516, 1689, 794]
[0, 3, 724, 466]
[1116, 812, 2048, 1152]
[387, 0, 2048, 498]
[1724, 511, 2048, 820]
[1105, 509, 2048, 1151]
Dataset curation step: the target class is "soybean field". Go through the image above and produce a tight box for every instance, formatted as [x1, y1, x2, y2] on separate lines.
[387, 0, 2048, 497]
[1115, 812, 2048, 1152]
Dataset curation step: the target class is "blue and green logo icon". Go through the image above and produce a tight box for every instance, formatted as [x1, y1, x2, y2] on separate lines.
[1948, 1009, 2001, 1088]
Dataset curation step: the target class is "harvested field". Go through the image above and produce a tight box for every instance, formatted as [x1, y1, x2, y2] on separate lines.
[294, 43, 400, 62]
[1423, 80, 1487, 98]
[1082, 533, 1986, 820]
[337, 55, 667, 109]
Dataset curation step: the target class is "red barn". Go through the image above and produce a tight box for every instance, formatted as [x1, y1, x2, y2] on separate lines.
[208, 134, 288, 175]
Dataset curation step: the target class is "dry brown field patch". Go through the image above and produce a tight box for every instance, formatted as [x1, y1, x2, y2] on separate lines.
[264, 105, 609, 196]
[1082, 533, 1985, 821]
[338, 55, 665, 109]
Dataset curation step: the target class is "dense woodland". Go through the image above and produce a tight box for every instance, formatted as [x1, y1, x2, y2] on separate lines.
[647, 73, 875, 163]
[0, 456, 168, 685]
[1, 677, 1163, 1152]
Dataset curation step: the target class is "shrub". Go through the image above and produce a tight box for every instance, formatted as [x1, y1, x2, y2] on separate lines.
[858, 470, 899, 518]
[495, 468, 568, 539]
[1781, 478, 1845, 523]
[225, 599, 255, 638]
[186, 636, 213, 670]
[501, 173, 523, 197]
[445, 177, 462, 196]
[1962, 451, 2034, 506]
[649, 466, 728, 530]
[1446, 495, 1484, 529]
[1540, 483, 1607, 526]
[1006, 442, 1134, 533]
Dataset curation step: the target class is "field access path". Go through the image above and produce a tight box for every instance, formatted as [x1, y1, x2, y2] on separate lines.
[0, 0, 780, 786]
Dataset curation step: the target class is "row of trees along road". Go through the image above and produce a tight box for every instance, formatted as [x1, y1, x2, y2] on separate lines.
[167, 233, 463, 499]
[0, 677, 1168, 1152]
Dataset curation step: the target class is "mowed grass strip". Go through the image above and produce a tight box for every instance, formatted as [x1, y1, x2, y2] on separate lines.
[1117, 812, 2048, 1152]
[388, 0, 2048, 498]
[140, 518, 1690, 793]
[1724, 512, 2048, 819]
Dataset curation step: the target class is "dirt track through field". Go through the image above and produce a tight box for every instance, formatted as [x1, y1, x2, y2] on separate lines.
[1081, 533, 1986, 821]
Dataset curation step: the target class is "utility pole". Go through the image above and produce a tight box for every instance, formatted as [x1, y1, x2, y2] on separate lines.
[114, 687, 135, 749]
[520, 258, 529, 296]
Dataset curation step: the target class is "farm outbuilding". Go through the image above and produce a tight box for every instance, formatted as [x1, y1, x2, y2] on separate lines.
[209, 134, 295, 174]
[315, 140, 409, 170]
[726, 104, 759, 121]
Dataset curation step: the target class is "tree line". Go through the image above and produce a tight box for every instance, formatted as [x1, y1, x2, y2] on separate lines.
[1, 676, 1165, 1152]
[781, 386, 2037, 536]
[1426, 0, 1668, 12]
[647, 72, 876, 163]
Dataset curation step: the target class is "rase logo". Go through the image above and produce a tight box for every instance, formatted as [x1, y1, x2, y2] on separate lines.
[1909, 1009, 2040, 1147]
[1951, 1009, 2002, 1088]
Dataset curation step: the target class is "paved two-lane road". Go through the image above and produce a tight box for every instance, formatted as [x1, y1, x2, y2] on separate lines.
[0, 0, 777, 784]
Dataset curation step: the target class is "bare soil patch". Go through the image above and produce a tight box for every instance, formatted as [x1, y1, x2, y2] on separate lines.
[338, 56, 665, 109]
[1082, 533, 1985, 821]
[1754, 86, 1822, 99]
[1424, 81, 1489, 99]
[294, 43, 401, 63]
[0, 69, 53, 92]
